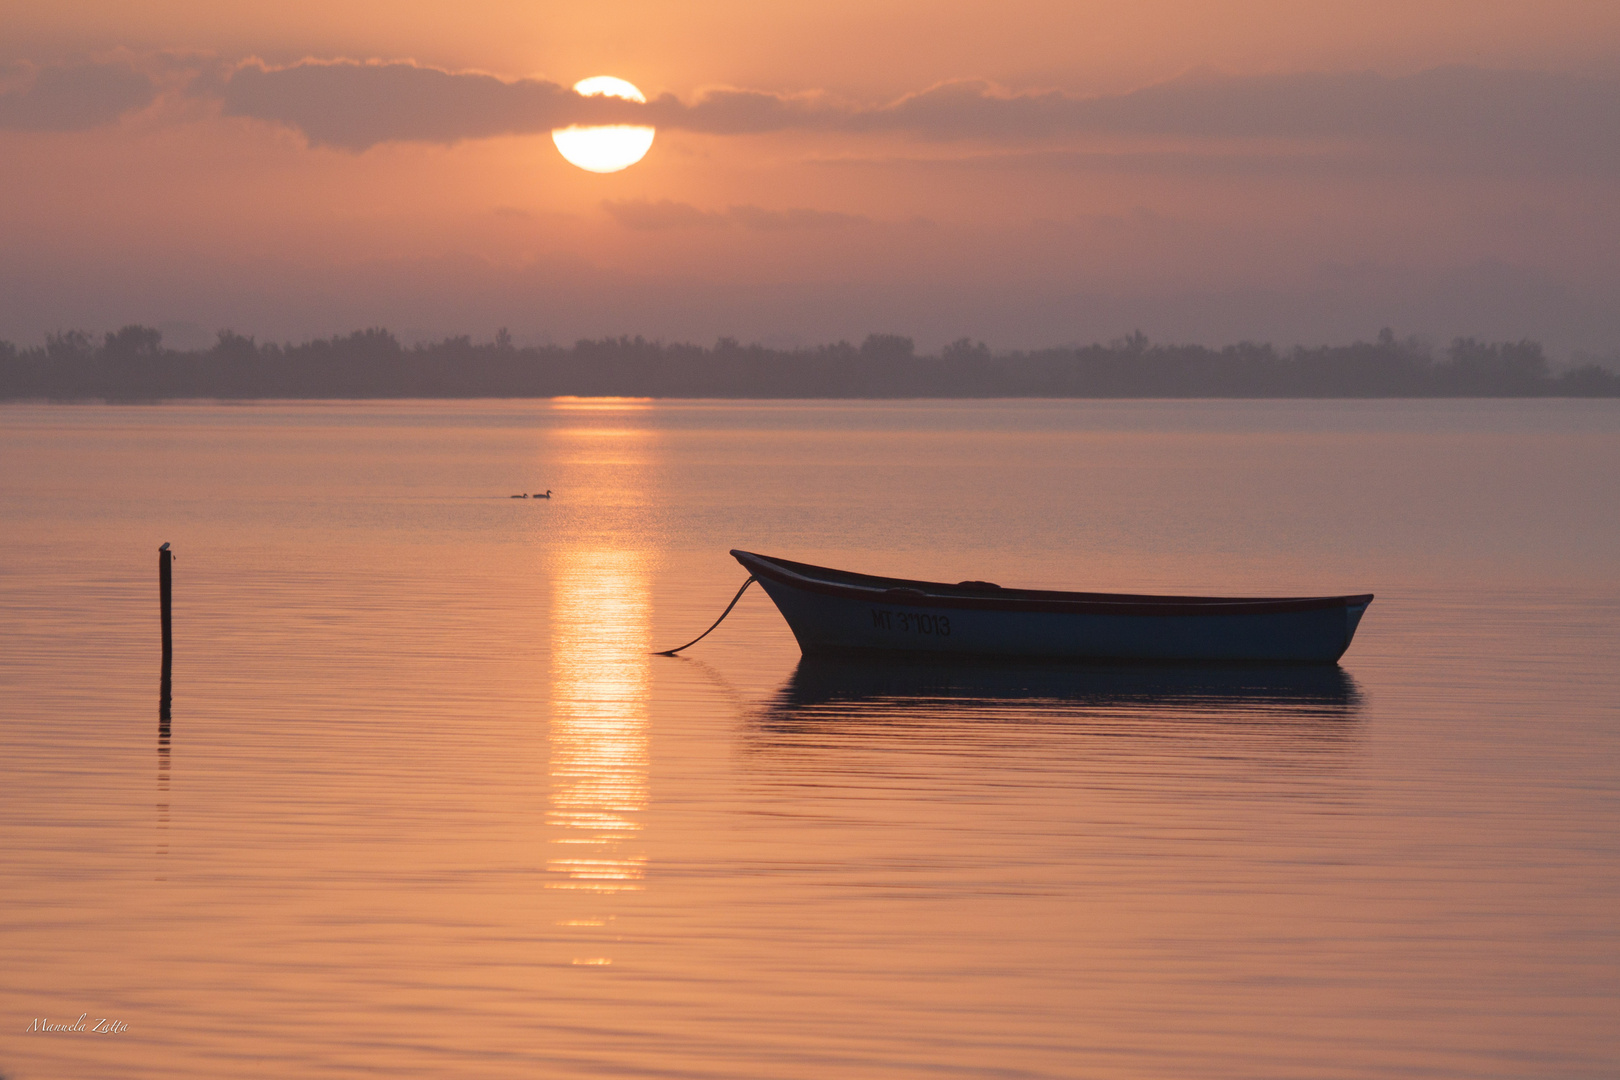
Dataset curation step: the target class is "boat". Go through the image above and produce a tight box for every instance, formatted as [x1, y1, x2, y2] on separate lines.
[730, 549, 1372, 664]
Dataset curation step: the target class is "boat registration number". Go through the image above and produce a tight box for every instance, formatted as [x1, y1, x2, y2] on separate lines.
[871, 609, 952, 637]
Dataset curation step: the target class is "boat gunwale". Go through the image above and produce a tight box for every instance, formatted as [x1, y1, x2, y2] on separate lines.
[731, 550, 1374, 618]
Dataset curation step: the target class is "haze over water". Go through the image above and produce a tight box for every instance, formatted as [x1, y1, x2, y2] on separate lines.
[1, 399, 1617, 1079]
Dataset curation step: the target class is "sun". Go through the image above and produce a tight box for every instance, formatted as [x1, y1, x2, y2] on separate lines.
[552, 77, 655, 174]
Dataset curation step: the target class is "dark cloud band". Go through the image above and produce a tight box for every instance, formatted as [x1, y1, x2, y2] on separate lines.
[602, 199, 869, 231]
[6, 55, 1617, 175]
[216, 59, 1620, 173]
[221, 61, 605, 148]
[0, 61, 156, 132]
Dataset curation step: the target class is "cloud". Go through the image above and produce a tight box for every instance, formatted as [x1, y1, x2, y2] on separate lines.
[644, 87, 838, 135]
[682, 66, 1620, 173]
[603, 199, 728, 230]
[93, 56, 1620, 174]
[0, 60, 157, 132]
[707, 67, 1619, 170]
[726, 205, 868, 230]
[219, 59, 648, 149]
[602, 199, 869, 231]
[1044, 67, 1620, 171]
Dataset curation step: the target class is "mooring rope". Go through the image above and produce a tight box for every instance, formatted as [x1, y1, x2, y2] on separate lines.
[653, 576, 757, 656]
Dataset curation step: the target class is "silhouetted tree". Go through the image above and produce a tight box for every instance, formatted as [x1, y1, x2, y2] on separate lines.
[212, 330, 257, 358]
[103, 325, 162, 357]
[1110, 330, 1150, 356]
[45, 330, 94, 362]
[1, 325, 1614, 400]
[860, 333, 914, 361]
[1440, 337, 1549, 395]
[942, 337, 990, 362]
[1559, 363, 1619, 396]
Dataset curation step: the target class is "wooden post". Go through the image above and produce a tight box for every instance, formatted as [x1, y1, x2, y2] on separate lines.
[159, 543, 172, 729]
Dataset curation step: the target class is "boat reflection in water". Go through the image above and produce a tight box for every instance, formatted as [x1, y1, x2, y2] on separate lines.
[773, 655, 1358, 713]
[752, 655, 1362, 756]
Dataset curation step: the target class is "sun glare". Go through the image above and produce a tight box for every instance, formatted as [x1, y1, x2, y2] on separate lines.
[552, 77, 655, 174]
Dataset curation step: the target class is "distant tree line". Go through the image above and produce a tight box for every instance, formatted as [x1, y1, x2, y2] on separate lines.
[1, 325, 1615, 400]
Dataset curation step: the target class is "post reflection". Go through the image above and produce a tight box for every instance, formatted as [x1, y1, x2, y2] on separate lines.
[156, 680, 170, 873]
[547, 550, 651, 895]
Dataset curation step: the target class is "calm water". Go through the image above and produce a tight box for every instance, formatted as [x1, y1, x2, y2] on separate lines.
[1, 399, 1617, 1079]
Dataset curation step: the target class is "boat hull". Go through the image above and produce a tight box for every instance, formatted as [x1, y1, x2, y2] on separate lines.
[735, 550, 1371, 664]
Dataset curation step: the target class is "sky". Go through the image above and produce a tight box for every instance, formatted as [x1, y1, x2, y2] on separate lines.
[2, 0, 1619, 355]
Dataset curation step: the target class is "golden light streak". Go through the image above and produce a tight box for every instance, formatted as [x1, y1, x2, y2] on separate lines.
[547, 549, 651, 892]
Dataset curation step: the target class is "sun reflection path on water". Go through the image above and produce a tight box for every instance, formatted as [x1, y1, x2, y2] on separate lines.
[547, 550, 651, 898]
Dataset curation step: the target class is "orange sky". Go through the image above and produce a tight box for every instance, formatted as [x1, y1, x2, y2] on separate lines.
[2, 0, 1618, 353]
